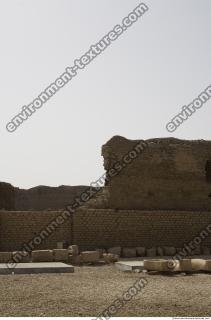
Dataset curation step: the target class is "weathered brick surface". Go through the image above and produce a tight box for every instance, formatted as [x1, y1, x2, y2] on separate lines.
[202, 247, 210, 255]
[0, 211, 71, 251]
[1, 208, 211, 254]
[101, 136, 211, 211]
[0, 183, 95, 211]
[15, 185, 91, 211]
[73, 209, 211, 250]
[0, 252, 12, 263]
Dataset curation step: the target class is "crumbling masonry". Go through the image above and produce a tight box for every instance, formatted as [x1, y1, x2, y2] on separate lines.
[73, 136, 211, 250]
[1, 136, 211, 251]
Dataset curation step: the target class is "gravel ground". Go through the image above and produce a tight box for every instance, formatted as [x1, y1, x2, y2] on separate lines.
[0, 265, 210, 317]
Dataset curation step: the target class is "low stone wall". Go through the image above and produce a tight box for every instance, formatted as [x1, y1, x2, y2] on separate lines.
[73, 209, 211, 250]
[0, 211, 71, 251]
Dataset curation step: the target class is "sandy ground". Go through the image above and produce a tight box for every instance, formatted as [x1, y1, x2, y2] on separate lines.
[0, 264, 210, 317]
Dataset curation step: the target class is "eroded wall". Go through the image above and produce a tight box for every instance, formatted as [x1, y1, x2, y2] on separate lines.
[0, 183, 90, 211]
[102, 136, 211, 210]
[15, 185, 89, 210]
[0, 183, 15, 210]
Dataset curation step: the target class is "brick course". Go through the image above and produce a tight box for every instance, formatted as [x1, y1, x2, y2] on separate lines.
[73, 209, 211, 250]
[1, 209, 211, 252]
[0, 211, 71, 251]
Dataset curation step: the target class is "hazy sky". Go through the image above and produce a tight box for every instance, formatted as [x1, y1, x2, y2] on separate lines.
[0, 0, 210, 188]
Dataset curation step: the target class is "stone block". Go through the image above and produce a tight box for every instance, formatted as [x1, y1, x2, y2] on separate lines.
[180, 259, 192, 271]
[144, 259, 179, 272]
[69, 255, 82, 265]
[81, 251, 100, 263]
[68, 245, 79, 256]
[157, 247, 164, 256]
[12, 251, 30, 263]
[107, 247, 121, 256]
[53, 249, 68, 262]
[144, 259, 165, 271]
[32, 250, 53, 262]
[122, 248, 136, 258]
[96, 248, 106, 258]
[136, 247, 146, 257]
[163, 247, 176, 256]
[146, 247, 156, 257]
[205, 259, 211, 271]
[191, 259, 206, 271]
[166, 259, 180, 271]
[0, 252, 12, 263]
[103, 253, 119, 264]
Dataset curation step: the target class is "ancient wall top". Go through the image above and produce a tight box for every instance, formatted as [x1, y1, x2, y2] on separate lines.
[101, 136, 211, 211]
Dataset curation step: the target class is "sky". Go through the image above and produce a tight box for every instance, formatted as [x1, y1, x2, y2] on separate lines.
[0, 0, 211, 189]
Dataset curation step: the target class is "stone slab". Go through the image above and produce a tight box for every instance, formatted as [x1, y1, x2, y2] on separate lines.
[115, 260, 144, 271]
[116, 256, 211, 272]
[144, 259, 180, 272]
[108, 247, 121, 256]
[81, 251, 100, 263]
[0, 262, 74, 275]
[103, 253, 119, 264]
[53, 249, 68, 262]
[32, 250, 53, 262]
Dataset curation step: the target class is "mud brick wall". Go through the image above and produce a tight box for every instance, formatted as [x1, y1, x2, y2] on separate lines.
[101, 136, 211, 211]
[73, 209, 211, 250]
[0, 211, 71, 251]
[15, 185, 89, 211]
[0, 183, 92, 211]
[0, 183, 15, 210]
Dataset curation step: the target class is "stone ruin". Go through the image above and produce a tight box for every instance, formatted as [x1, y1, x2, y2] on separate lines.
[88, 135, 211, 211]
[0, 182, 15, 210]
[73, 136, 211, 254]
[1, 136, 211, 265]
[0, 183, 92, 211]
